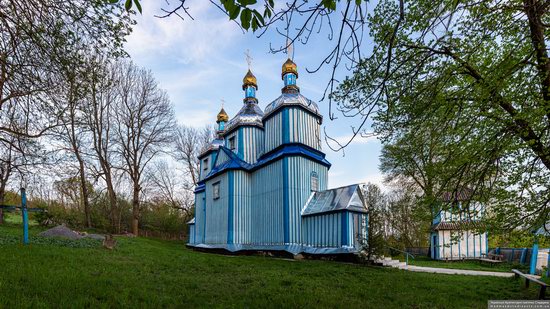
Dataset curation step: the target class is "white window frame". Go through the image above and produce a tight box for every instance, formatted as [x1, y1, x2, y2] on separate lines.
[213, 182, 220, 200]
[310, 172, 319, 192]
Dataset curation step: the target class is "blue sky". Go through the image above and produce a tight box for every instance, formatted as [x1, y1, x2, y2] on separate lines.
[124, 1, 384, 189]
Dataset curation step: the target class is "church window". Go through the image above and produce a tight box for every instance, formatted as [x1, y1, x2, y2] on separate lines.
[203, 158, 208, 170]
[311, 172, 319, 192]
[213, 182, 220, 200]
[229, 136, 236, 150]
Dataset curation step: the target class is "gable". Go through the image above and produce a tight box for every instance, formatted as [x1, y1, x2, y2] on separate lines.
[301, 184, 367, 217]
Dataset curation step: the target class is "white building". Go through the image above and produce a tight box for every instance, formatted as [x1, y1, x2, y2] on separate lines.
[430, 191, 488, 260]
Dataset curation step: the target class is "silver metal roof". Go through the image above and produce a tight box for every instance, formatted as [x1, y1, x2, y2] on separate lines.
[187, 217, 195, 225]
[225, 101, 264, 132]
[198, 138, 224, 158]
[264, 93, 321, 119]
[301, 184, 367, 216]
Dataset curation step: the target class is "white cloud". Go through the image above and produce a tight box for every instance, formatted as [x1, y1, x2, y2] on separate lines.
[325, 133, 377, 147]
[125, 1, 241, 65]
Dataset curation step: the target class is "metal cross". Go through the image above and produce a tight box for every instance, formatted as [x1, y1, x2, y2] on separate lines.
[286, 38, 293, 59]
[220, 98, 225, 108]
[245, 49, 253, 69]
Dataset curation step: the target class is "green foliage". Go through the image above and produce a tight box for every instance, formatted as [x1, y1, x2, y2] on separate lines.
[122, 1, 358, 31]
[29, 192, 188, 237]
[334, 0, 550, 232]
[490, 230, 550, 249]
[140, 202, 188, 235]
[362, 183, 386, 258]
[0, 224, 540, 307]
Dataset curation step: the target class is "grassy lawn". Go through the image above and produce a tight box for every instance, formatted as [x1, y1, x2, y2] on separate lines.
[396, 255, 530, 273]
[0, 223, 544, 308]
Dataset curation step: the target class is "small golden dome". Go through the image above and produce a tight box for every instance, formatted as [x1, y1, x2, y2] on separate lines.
[242, 69, 258, 90]
[217, 108, 229, 123]
[282, 58, 298, 79]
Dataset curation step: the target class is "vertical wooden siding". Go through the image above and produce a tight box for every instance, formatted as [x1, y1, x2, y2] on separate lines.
[204, 173, 229, 244]
[287, 156, 328, 244]
[288, 107, 322, 151]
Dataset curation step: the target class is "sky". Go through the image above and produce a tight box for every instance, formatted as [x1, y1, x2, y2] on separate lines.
[124, 1, 384, 189]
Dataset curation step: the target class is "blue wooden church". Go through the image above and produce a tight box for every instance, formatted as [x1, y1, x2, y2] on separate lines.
[187, 58, 368, 255]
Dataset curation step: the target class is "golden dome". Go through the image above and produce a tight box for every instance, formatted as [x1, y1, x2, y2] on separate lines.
[242, 69, 258, 90]
[282, 58, 298, 79]
[217, 108, 229, 123]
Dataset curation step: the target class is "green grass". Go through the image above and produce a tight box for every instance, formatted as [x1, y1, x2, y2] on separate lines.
[0, 224, 544, 308]
[3, 212, 38, 225]
[396, 255, 529, 273]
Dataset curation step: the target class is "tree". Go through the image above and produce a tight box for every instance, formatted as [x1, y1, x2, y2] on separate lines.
[0, 0, 132, 138]
[362, 183, 387, 260]
[334, 0, 550, 230]
[1, 0, 132, 227]
[85, 58, 123, 233]
[148, 160, 194, 218]
[173, 125, 215, 188]
[0, 100, 45, 224]
[385, 179, 431, 249]
[51, 60, 95, 228]
[114, 61, 176, 236]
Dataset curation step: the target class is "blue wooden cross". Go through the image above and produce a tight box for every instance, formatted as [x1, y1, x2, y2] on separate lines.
[0, 188, 43, 245]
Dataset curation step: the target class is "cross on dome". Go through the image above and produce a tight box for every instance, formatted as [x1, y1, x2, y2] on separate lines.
[245, 49, 253, 70]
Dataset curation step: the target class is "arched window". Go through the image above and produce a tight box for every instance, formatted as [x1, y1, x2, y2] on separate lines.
[310, 172, 319, 192]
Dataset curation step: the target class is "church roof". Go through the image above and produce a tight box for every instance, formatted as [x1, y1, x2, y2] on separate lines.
[187, 218, 195, 225]
[301, 184, 367, 217]
[198, 138, 225, 159]
[264, 93, 321, 120]
[225, 101, 264, 133]
[199, 144, 331, 183]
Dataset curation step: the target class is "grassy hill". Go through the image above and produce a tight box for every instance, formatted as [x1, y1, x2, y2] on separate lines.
[0, 223, 541, 308]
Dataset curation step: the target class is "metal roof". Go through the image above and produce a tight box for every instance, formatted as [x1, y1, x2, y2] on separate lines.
[198, 138, 225, 158]
[301, 184, 367, 217]
[200, 144, 331, 183]
[431, 221, 482, 231]
[225, 101, 264, 133]
[187, 218, 195, 225]
[536, 222, 550, 236]
[440, 188, 474, 202]
[264, 93, 321, 119]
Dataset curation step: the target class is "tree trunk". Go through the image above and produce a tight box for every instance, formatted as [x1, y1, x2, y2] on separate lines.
[132, 185, 139, 236]
[104, 172, 119, 234]
[75, 153, 92, 228]
[0, 184, 5, 225]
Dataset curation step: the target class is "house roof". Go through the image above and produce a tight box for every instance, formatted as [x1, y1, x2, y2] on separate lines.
[187, 218, 195, 225]
[301, 184, 367, 217]
[431, 220, 483, 231]
[535, 222, 550, 236]
[440, 188, 474, 202]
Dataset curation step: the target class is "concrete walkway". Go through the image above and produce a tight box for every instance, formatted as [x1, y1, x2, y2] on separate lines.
[375, 257, 538, 278]
[402, 265, 515, 277]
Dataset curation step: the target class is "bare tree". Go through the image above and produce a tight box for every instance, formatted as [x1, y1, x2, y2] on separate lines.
[114, 61, 176, 236]
[0, 100, 45, 223]
[50, 62, 95, 227]
[173, 125, 214, 188]
[85, 59, 122, 233]
[148, 160, 194, 218]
